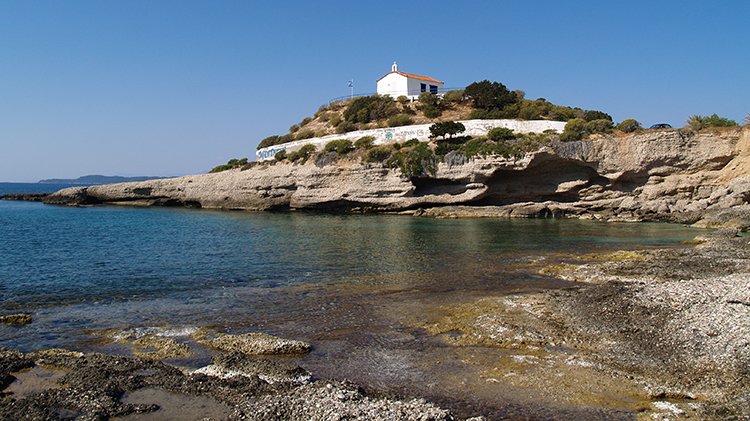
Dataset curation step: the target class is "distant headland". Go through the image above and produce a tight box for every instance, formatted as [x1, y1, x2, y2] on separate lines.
[38, 175, 167, 185]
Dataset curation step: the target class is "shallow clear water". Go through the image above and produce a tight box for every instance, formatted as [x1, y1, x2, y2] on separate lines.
[0, 198, 701, 417]
[0, 201, 695, 348]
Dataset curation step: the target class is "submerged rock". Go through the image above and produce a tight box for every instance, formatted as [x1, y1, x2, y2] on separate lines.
[205, 332, 312, 355]
[0, 314, 32, 325]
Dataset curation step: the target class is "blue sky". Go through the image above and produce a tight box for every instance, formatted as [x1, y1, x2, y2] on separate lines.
[1, 1, 748, 182]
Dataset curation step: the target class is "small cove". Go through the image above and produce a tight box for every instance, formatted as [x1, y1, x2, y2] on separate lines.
[0, 199, 701, 417]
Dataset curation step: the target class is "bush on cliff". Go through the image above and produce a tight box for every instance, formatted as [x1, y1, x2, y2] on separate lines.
[343, 95, 399, 124]
[257, 134, 288, 149]
[464, 80, 518, 112]
[210, 157, 249, 173]
[429, 121, 466, 140]
[560, 118, 612, 141]
[616, 119, 643, 133]
[386, 142, 437, 177]
[274, 150, 287, 161]
[487, 127, 516, 141]
[354, 136, 375, 150]
[583, 110, 613, 122]
[687, 114, 738, 131]
[443, 89, 465, 103]
[365, 145, 393, 162]
[287, 144, 317, 163]
[387, 114, 414, 127]
[324, 139, 354, 155]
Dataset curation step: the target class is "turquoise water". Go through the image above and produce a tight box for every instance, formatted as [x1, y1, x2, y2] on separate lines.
[0, 197, 699, 353]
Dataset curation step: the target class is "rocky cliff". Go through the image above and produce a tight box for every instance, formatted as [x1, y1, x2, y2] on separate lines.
[45, 127, 750, 228]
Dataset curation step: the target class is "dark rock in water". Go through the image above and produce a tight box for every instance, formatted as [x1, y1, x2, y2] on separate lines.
[0, 194, 48, 202]
[0, 314, 32, 325]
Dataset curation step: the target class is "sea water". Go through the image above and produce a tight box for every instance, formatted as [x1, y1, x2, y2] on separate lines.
[0, 188, 702, 416]
[0, 190, 697, 348]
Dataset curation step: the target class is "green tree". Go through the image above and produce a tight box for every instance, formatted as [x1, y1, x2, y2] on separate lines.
[616, 119, 642, 133]
[464, 80, 518, 111]
[687, 114, 738, 131]
[429, 121, 466, 139]
[487, 127, 516, 141]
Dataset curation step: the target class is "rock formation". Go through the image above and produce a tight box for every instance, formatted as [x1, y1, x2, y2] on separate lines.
[45, 127, 750, 228]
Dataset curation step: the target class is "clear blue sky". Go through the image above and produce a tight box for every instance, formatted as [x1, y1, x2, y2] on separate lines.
[1, 1, 748, 182]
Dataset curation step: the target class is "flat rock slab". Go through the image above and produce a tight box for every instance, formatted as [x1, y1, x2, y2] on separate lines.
[206, 333, 312, 355]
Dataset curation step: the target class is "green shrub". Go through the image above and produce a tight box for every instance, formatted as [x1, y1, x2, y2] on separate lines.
[487, 127, 516, 141]
[421, 106, 442, 118]
[274, 150, 287, 161]
[585, 119, 614, 133]
[560, 118, 588, 141]
[430, 121, 466, 139]
[209, 164, 233, 173]
[560, 118, 612, 141]
[257, 134, 295, 149]
[300, 117, 313, 127]
[403, 138, 420, 147]
[443, 90, 465, 103]
[210, 157, 249, 173]
[401, 105, 416, 115]
[324, 139, 354, 154]
[295, 129, 315, 140]
[548, 105, 584, 121]
[464, 80, 518, 111]
[354, 136, 375, 150]
[469, 108, 505, 120]
[435, 136, 471, 156]
[365, 145, 393, 162]
[460, 138, 496, 158]
[418, 92, 440, 107]
[687, 114, 738, 131]
[397, 95, 409, 104]
[328, 114, 342, 127]
[386, 142, 436, 177]
[335, 121, 356, 134]
[387, 114, 414, 127]
[392, 142, 401, 150]
[616, 119, 642, 133]
[289, 124, 300, 133]
[287, 144, 317, 163]
[343, 95, 398, 124]
[583, 110, 613, 122]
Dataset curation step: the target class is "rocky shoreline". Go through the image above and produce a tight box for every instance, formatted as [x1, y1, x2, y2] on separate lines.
[1, 230, 748, 419]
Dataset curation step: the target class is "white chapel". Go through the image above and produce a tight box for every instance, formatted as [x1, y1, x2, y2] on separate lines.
[376, 62, 444, 99]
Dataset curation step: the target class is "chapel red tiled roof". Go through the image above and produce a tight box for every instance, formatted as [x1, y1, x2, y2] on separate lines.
[376, 71, 443, 84]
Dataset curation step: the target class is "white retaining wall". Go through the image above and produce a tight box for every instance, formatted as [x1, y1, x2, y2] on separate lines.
[255, 119, 567, 161]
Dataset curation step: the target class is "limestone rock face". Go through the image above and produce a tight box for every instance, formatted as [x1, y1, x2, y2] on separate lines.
[45, 128, 750, 226]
